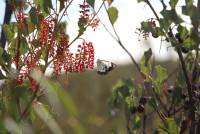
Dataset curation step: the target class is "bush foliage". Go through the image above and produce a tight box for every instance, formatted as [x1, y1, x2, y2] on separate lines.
[0, 0, 200, 134]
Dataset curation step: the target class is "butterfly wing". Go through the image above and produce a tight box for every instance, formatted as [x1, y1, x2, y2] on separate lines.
[97, 59, 108, 75]
[97, 59, 116, 75]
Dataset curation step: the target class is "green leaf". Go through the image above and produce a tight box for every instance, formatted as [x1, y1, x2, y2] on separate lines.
[8, 39, 17, 57]
[44, 0, 53, 14]
[132, 115, 142, 129]
[78, 17, 87, 34]
[182, 0, 194, 17]
[159, 18, 171, 32]
[177, 25, 189, 38]
[171, 86, 182, 105]
[34, 0, 53, 14]
[109, 78, 136, 110]
[160, 9, 183, 25]
[57, 22, 68, 33]
[108, 7, 118, 25]
[27, 21, 35, 33]
[20, 37, 29, 55]
[2, 51, 11, 64]
[158, 118, 180, 133]
[141, 21, 152, 32]
[3, 24, 14, 42]
[9, 36, 29, 57]
[144, 48, 152, 66]
[183, 37, 196, 50]
[140, 50, 151, 76]
[29, 7, 39, 25]
[148, 98, 158, 109]
[0, 47, 3, 56]
[86, 0, 95, 8]
[169, 0, 178, 9]
[125, 94, 136, 109]
[154, 65, 168, 94]
[155, 65, 167, 82]
[0, 47, 5, 66]
[9, 22, 18, 33]
[112, 79, 134, 98]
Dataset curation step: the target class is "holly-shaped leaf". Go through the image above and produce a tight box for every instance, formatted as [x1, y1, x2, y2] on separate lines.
[154, 65, 168, 94]
[20, 37, 29, 55]
[160, 9, 183, 25]
[86, 0, 95, 8]
[3, 24, 14, 43]
[132, 115, 142, 129]
[144, 48, 152, 66]
[140, 49, 152, 76]
[155, 65, 167, 82]
[78, 17, 87, 35]
[169, 0, 178, 9]
[158, 118, 180, 133]
[34, 0, 53, 14]
[29, 7, 39, 25]
[108, 7, 118, 25]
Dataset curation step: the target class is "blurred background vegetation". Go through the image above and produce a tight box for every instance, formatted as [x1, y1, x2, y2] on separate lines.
[31, 60, 177, 134]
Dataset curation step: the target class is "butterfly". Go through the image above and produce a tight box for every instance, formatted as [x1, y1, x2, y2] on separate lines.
[96, 59, 117, 75]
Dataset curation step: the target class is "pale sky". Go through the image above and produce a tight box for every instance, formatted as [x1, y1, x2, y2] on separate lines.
[0, 0, 189, 65]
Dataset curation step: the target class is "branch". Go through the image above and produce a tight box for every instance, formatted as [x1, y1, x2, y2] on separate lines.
[145, 0, 195, 133]
[103, 1, 146, 79]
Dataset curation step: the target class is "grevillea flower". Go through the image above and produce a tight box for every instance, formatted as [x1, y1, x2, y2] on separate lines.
[79, 1, 99, 31]
[79, 1, 90, 19]
[88, 14, 100, 31]
[53, 41, 94, 74]
[147, 18, 156, 28]
[14, 5, 96, 92]
[38, 16, 55, 45]
[16, 49, 41, 91]
[16, 10, 27, 29]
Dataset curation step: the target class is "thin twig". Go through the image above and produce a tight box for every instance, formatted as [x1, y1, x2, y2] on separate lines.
[102, 0, 145, 79]
[142, 112, 146, 134]
[145, 0, 195, 133]
[19, 1, 74, 121]
[57, 0, 74, 24]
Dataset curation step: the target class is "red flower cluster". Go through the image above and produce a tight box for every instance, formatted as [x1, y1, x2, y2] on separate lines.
[53, 41, 94, 74]
[79, 1, 99, 31]
[14, 6, 96, 92]
[135, 18, 157, 40]
[88, 14, 100, 31]
[147, 18, 156, 28]
[38, 16, 55, 45]
[79, 1, 90, 19]
[16, 10, 27, 29]
[16, 49, 41, 91]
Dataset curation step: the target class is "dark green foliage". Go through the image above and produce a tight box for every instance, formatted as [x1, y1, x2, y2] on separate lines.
[87, 0, 95, 8]
[108, 0, 200, 133]
[107, 7, 118, 25]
